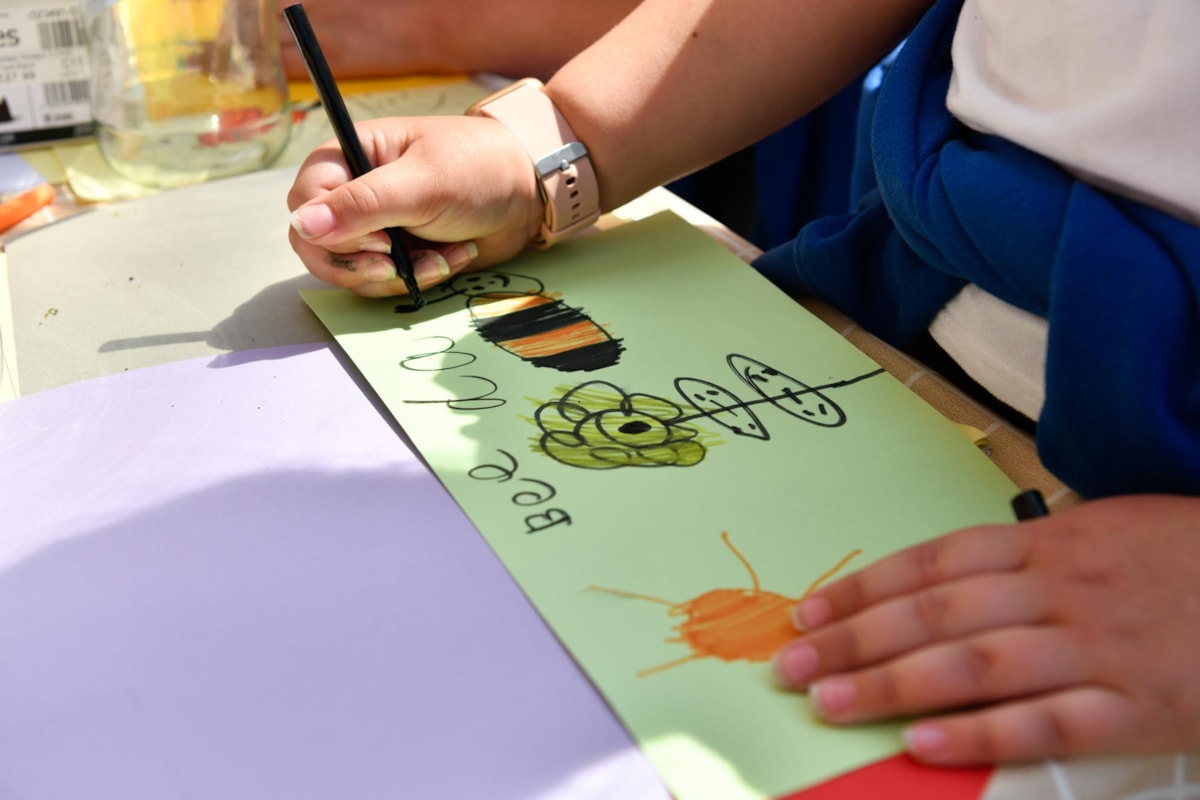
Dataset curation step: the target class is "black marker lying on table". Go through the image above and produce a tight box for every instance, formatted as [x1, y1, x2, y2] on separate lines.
[1011, 488, 1049, 521]
[282, 3, 426, 311]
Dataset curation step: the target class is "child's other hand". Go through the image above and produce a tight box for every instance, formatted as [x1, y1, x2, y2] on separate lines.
[286, 115, 542, 298]
[773, 494, 1200, 764]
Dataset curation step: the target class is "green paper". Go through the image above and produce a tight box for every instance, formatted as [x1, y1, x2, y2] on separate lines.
[302, 211, 1018, 798]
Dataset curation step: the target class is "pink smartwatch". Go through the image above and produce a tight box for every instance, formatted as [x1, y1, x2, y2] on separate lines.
[466, 78, 600, 247]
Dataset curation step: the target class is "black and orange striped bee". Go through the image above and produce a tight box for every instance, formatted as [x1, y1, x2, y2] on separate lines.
[403, 271, 624, 373]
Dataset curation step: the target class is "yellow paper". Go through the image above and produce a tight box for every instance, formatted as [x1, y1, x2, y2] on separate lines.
[302, 211, 1019, 798]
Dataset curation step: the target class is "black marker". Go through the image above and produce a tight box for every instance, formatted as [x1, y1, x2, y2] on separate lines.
[1011, 488, 1049, 521]
[282, 3, 425, 311]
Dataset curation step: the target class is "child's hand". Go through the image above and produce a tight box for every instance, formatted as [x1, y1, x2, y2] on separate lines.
[773, 494, 1200, 764]
[286, 115, 543, 298]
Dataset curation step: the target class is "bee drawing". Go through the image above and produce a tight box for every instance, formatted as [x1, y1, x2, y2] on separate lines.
[401, 271, 624, 373]
[590, 532, 860, 677]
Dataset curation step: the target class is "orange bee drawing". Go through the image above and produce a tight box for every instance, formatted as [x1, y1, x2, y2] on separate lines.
[590, 532, 860, 677]
[408, 271, 623, 373]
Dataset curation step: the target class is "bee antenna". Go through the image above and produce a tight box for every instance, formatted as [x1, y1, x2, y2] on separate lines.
[720, 531, 760, 594]
[800, 549, 862, 600]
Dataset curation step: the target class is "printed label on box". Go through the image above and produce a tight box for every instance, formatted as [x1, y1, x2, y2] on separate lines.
[0, 1, 92, 150]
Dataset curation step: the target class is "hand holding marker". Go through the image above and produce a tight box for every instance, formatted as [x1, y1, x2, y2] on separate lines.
[282, 3, 425, 310]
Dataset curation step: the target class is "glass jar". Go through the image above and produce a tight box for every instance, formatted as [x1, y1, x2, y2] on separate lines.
[85, 0, 291, 188]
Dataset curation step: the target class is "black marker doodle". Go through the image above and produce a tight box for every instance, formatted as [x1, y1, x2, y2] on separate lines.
[533, 354, 886, 469]
[398, 335, 507, 411]
[399, 271, 623, 373]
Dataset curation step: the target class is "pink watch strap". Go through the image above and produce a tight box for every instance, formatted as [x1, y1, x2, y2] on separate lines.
[467, 78, 600, 247]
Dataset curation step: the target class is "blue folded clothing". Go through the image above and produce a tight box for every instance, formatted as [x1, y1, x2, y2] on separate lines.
[753, 0, 1200, 498]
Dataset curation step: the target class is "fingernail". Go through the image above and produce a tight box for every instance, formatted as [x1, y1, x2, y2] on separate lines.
[362, 259, 396, 282]
[809, 677, 855, 719]
[772, 643, 819, 688]
[413, 251, 451, 283]
[443, 241, 479, 271]
[792, 597, 832, 632]
[356, 236, 392, 254]
[290, 203, 336, 239]
[904, 724, 948, 758]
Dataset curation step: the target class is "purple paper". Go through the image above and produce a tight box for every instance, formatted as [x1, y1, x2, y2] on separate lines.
[0, 344, 668, 799]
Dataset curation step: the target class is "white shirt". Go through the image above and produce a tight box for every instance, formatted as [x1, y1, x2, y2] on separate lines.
[948, 0, 1200, 226]
[929, 0, 1199, 421]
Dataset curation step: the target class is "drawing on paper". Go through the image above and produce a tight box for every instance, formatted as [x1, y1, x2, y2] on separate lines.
[532, 354, 886, 469]
[398, 271, 623, 372]
[590, 532, 861, 677]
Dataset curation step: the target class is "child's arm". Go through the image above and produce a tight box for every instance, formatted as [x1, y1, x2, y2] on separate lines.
[774, 494, 1200, 763]
[546, 0, 932, 212]
[286, 0, 933, 296]
[276, 0, 644, 81]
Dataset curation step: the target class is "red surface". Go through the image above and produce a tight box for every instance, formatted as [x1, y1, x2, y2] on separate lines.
[779, 754, 993, 800]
